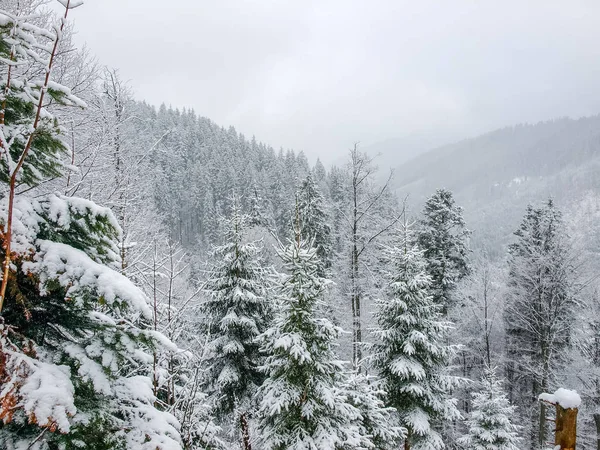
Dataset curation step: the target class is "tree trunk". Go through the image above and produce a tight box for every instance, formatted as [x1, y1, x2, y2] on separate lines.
[352, 242, 362, 372]
[539, 402, 547, 450]
[351, 170, 361, 372]
[482, 267, 491, 367]
[539, 352, 550, 448]
[240, 412, 252, 450]
[593, 412, 600, 450]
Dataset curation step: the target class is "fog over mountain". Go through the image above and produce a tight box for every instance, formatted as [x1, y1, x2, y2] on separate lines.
[356, 131, 461, 174]
[63, 0, 600, 165]
[385, 115, 600, 252]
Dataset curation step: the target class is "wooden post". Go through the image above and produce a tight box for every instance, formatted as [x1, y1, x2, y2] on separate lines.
[539, 389, 580, 450]
[554, 404, 578, 450]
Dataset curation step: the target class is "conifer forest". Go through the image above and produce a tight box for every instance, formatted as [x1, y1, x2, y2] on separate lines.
[2, 1, 600, 449]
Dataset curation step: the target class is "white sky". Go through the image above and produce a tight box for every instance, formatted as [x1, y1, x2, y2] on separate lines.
[66, 0, 600, 164]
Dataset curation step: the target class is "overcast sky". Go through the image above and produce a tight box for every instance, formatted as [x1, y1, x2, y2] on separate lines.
[68, 0, 600, 164]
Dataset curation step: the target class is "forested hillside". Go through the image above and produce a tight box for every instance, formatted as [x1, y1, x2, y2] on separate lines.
[392, 115, 600, 251]
[85, 98, 317, 248]
[1, 2, 600, 450]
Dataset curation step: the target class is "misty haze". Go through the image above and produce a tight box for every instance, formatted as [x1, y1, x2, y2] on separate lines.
[0, 1, 598, 449]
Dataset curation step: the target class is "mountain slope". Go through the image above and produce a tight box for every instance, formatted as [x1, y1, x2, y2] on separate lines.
[392, 115, 600, 251]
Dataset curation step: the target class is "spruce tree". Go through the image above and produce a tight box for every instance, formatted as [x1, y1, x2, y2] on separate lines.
[343, 374, 405, 449]
[458, 368, 521, 450]
[372, 220, 460, 450]
[199, 204, 272, 447]
[249, 183, 271, 229]
[295, 173, 333, 275]
[0, 197, 182, 450]
[418, 188, 471, 315]
[504, 199, 576, 448]
[0, 3, 181, 448]
[256, 226, 368, 450]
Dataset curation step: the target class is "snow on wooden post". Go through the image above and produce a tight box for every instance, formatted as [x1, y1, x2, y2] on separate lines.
[539, 388, 581, 450]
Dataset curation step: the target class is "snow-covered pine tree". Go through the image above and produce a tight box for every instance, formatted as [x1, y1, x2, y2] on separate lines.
[246, 183, 279, 267]
[199, 202, 272, 448]
[418, 188, 471, 315]
[295, 173, 332, 275]
[249, 183, 268, 228]
[0, 0, 85, 307]
[572, 288, 600, 449]
[504, 199, 577, 449]
[342, 374, 406, 449]
[0, 196, 183, 449]
[327, 165, 347, 255]
[256, 223, 368, 450]
[457, 368, 521, 450]
[372, 219, 460, 450]
[0, 3, 181, 448]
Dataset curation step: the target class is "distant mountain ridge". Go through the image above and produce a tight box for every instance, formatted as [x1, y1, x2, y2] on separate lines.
[359, 131, 460, 175]
[390, 114, 600, 251]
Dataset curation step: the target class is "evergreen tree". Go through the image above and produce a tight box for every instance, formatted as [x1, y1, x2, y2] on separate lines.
[574, 288, 600, 450]
[327, 165, 347, 255]
[0, 196, 182, 450]
[256, 228, 369, 450]
[199, 204, 272, 447]
[504, 199, 576, 449]
[342, 374, 405, 449]
[372, 220, 460, 450]
[418, 188, 471, 315]
[0, 3, 181, 448]
[457, 368, 521, 450]
[249, 183, 269, 228]
[312, 158, 328, 190]
[296, 173, 333, 275]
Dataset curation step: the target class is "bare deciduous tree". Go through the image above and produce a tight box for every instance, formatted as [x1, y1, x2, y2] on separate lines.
[340, 143, 403, 371]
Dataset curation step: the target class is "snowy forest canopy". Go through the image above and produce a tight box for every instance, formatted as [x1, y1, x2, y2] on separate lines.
[0, 2, 599, 450]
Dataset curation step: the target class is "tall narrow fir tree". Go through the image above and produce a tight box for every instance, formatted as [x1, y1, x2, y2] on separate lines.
[458, 367, 521, 450]
[257, 219, 369, 449]
[200, 203, 272, 448]
[372, 220, 460, 450]
[418, 189, 471, 315]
